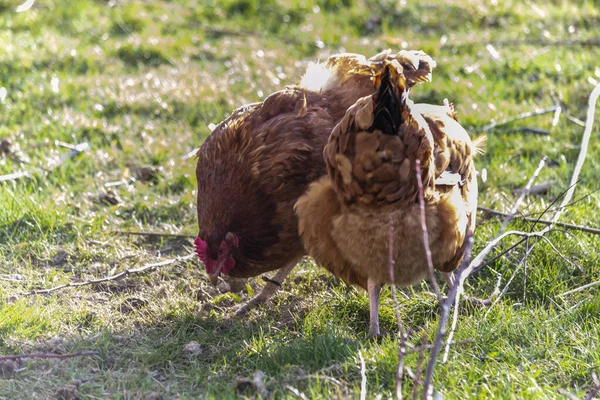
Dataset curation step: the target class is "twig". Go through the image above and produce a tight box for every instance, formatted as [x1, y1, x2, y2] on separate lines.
[19, 254, 195, 296]
[411, 337, 427, 400]
[408, 339, 474, 355]
[551, 83, 600, 225]
[281, 374, 344, 387]
[442, 290, 461, 364]
[584, 372, 600, 400]
[481, 106, 559, 132]
[388, 221, 407, 400]
[493, 127, 550, 135]
[478, 207, 600, 235]
[358, 350, 367, 400]
[566, 114, 586, 127]
[448, 38, 600, 48]
[285, 385, 309, 400]
[415, 160, 441, 299]
[422, 233, 474, 400]
[501, 157, 548, 232]
[0, 170, 29, 183]
[559, 280, 600, 297]
[0, 351, 98, 361]
[113, 230, 196, 239]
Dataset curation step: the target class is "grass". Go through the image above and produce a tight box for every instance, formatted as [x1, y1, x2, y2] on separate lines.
[0, 0, 599, 398]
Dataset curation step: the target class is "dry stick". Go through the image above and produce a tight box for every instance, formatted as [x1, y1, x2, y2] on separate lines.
[559, 280, 600, 297]
[552, 83, 600, 225]
[415, 160, 441, 299]
[478, 207, 600, 235]
[481, 105, 558, 132]
[504, 82, 600, 306]
[426, 83, 600, 397]
[0, 351, 98, 361]
[358, 350, 367, 400]
[442, 157, 547, 362]
[19, 254, 195, 296]
[113, 230, 196, 239]
[388, 222, 407, 400]
[411, 337, 428, 400]
[422, 233, 474, 400]
[406, 339, 474, 355]
[502, 157, 548, 232]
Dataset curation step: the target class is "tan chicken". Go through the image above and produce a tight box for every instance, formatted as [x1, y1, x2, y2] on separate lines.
[295, 61, 481, 336]
[196, 50, 435, 315]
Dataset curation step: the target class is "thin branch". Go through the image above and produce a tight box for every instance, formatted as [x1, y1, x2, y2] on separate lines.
[447, 38, 600, 48]
[415, 160, 441, 299]
[113, 230, 196, 239]
[285, 385, 309, 400]
[408, 339, 474, 356]
[0, 351, 98, 361]
[551, 83, 600, 224]
[478, 207, 600, 235]
[19, 254, 195, 296]
[422, 233, 474, 400]
[442, 289, 461, 364]
[501, 157, 548, 232]
[411, 337, 427, 400]
[481, 106, 558, 132]
[358, 350, 367, 400]
[388, 221, 407, 400]
[0, 170, 29, 183]
[559, 280, 600, 297]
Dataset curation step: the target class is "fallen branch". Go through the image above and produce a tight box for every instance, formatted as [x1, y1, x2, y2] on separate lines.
[0, 170, 29, 183]
[559, 280, 600, 297]
[0, 351, 98, 361]
[478, 207, 600, 235]
[481, 106, 559, 132]
[19, 254, 195, 296]
[113, 230, 196, 239]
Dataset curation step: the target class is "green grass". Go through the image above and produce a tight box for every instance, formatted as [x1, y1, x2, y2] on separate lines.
[0, 0, 599, 398]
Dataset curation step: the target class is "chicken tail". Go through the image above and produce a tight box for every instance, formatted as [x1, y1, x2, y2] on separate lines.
[369, 60, 408, 136]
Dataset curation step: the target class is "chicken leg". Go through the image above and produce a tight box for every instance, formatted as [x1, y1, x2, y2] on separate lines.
[368, 278, 383, 337]
[234, 261, 297, 316]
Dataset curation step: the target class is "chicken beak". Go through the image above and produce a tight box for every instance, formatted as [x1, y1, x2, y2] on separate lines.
[208, 262, 225, 286]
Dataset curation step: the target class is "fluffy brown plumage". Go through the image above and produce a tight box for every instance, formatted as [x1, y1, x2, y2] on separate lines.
[196, 50, 436, 313]
[295, 60, 481, 336]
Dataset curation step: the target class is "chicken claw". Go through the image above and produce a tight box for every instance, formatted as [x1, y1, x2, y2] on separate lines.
[234, 262, 296, 317]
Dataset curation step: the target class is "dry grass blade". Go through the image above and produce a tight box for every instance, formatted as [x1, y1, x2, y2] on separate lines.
[113, 230, 197, 239]
[482, 106, 559, 132]
[388, 221, 407, 400]
[358, 350, 367, 400]
[19, 254, 195, 296]
[559, 280, 600, 297]
[0, 351, 98, 361]
[478, 207, 600, 235]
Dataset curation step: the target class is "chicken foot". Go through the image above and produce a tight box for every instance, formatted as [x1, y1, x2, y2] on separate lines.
[368, 278, 383, 338]
[234, 261, 297, 316]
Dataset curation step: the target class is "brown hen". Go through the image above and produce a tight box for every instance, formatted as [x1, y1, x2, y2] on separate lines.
[295, 61, 481, 336]
[196, 50, 435, 315]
